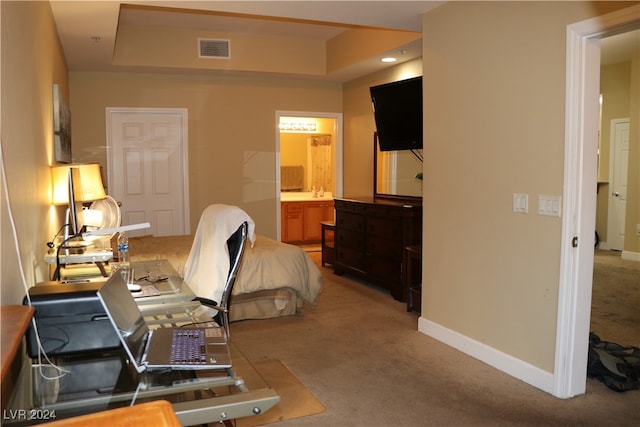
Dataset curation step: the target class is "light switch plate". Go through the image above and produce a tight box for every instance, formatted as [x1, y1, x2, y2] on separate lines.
[538, 195, 562, 217]
[513, 193, 528, 214]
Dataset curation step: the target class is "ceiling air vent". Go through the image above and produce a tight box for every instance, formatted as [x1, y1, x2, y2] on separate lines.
[198, 38, 230, 59]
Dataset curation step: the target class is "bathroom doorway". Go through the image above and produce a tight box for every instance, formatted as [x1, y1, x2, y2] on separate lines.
[275, 111, 343, 242]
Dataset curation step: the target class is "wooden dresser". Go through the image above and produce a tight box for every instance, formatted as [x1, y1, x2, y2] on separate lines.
[334, 197, 422, 301]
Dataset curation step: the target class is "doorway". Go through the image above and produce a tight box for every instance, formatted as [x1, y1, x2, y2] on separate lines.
[275, 111, 343, 241]
[106, 107, 190, 237]
[556, 5, 639, 398]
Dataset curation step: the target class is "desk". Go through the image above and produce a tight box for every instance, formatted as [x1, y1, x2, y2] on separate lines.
[44, 249, 113, 280]
[13, 277, 279, 425]
[1, 306, 34, 412]
[35, 259, 195, 306]
[24, 343, 278, 426]
[130, 259, 195, 305]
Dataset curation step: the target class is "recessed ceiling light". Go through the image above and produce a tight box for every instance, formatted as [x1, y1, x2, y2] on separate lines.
[381, 57, 397, 63]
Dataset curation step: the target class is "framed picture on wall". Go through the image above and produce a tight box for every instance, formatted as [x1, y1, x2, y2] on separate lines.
[53, 83, 71, 163]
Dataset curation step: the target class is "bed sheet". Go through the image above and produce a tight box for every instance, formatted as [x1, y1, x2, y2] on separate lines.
[128, 234, 322, 307]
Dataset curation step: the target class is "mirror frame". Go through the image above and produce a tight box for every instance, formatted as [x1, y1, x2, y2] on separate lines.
[373, 132, 423, 202]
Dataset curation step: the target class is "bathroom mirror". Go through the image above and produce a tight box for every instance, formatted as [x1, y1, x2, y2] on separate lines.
[373, 133, 423, 200]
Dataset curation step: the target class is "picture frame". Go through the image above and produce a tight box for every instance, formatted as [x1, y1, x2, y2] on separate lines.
[53, 83, 71, 163]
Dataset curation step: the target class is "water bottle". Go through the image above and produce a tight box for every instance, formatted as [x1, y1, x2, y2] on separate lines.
[117, 231, 130, 267]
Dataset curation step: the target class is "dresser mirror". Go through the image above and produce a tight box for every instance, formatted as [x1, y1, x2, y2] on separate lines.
[373, 133, 423, 200]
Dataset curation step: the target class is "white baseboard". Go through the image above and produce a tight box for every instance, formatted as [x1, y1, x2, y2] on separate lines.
[622, 250, 640, 262]
[597, 244, 640, 262]
[418, 317, 555, 395]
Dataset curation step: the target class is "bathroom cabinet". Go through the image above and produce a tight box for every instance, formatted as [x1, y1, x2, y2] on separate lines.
[281, 200, 334, 244]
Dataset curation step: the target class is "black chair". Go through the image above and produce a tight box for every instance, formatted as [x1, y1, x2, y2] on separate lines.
[193, 221, 248, 338]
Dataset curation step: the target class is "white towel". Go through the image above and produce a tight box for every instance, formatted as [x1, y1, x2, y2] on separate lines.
[183, 204, 256, 303]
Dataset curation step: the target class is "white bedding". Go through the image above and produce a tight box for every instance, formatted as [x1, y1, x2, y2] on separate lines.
[238, 235, 322, 305]
[128, 233, 323, 318]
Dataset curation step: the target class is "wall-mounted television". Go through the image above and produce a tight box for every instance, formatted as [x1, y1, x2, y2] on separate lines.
[369, 76, 422, 151]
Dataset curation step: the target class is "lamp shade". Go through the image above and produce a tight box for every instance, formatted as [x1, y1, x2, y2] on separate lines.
[51, 163, 106, 205]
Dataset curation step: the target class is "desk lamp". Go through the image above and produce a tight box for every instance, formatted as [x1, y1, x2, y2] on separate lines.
[51, 163, 106, 251]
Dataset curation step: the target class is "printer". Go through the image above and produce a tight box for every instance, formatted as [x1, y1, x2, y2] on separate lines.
[23, 281, 120, 358]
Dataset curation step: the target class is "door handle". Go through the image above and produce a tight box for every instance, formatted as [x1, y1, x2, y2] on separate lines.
[613, 192, 620, 197]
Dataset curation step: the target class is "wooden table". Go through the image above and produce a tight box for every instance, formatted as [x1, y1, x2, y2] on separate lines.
[1, 305, 35, 411]
[42, 400, 181, 427]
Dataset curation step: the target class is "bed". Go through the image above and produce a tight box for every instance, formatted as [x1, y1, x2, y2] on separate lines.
[128, 233, 323, 322]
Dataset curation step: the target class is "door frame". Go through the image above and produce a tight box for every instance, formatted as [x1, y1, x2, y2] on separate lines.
[555, 4, 639, 398]
[275, 111, 343, 240]
[105, 107, 190, 234]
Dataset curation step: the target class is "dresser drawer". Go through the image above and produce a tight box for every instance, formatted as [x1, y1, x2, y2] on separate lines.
[337, 247, 367, 272]
[335, 199, 367, 214]
[337, 211, 365, 232]
[367, 217, 403, 241]
[283, 202, 303, 213]
[367, 235, 403, 259]
[337, 228, 365, 250]
[368, 256, 401, 283]
[365, 204, 404, 219]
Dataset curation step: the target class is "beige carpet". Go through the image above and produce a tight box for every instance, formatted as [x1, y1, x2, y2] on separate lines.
[236, 359, 325, 426]
[591, 249, 640, 347]
[230, 251, 639, 426]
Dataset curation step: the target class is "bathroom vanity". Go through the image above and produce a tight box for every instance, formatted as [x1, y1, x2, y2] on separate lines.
[281, 192, 334, 244]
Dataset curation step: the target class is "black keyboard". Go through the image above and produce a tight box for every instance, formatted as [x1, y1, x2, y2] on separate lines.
[170, 329, 207, 364]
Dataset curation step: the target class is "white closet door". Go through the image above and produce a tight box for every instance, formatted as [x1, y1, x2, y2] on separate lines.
[106, 108, 189, 237]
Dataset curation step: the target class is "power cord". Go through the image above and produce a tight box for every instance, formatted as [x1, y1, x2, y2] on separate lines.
[51, 228, 86, 281]
[0, 141, 70, 381]
[46, 223, 69, 249]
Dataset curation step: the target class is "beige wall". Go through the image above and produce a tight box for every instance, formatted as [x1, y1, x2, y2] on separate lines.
[625, 49, 640, 255]
[69, 72, 342, 238]
[114, 24, 327, 77]
[280, 135, 308, 169]
[1, 1, 69, 305]
[343, 58, 422, 197]
[420, 1, 634, 373]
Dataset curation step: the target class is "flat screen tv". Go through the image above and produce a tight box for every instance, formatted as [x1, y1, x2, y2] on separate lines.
[370, 76, 422, 151]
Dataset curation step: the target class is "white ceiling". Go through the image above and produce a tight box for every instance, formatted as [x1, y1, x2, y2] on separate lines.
[50, 1, 638, 79]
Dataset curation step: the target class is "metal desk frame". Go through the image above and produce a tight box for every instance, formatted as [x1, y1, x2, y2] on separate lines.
[31, 359, 279, 426]
[20, 263, 279, 425]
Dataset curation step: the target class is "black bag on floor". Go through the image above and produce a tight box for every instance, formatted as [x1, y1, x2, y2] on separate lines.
[587, 333, 640, 392]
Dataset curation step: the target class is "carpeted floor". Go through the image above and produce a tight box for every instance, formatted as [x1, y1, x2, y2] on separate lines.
[230, 250, 639, 426]
[590, 249, 640, 347]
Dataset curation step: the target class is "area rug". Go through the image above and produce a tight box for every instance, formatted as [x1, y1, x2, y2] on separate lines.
[236, 359, 325, 426]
